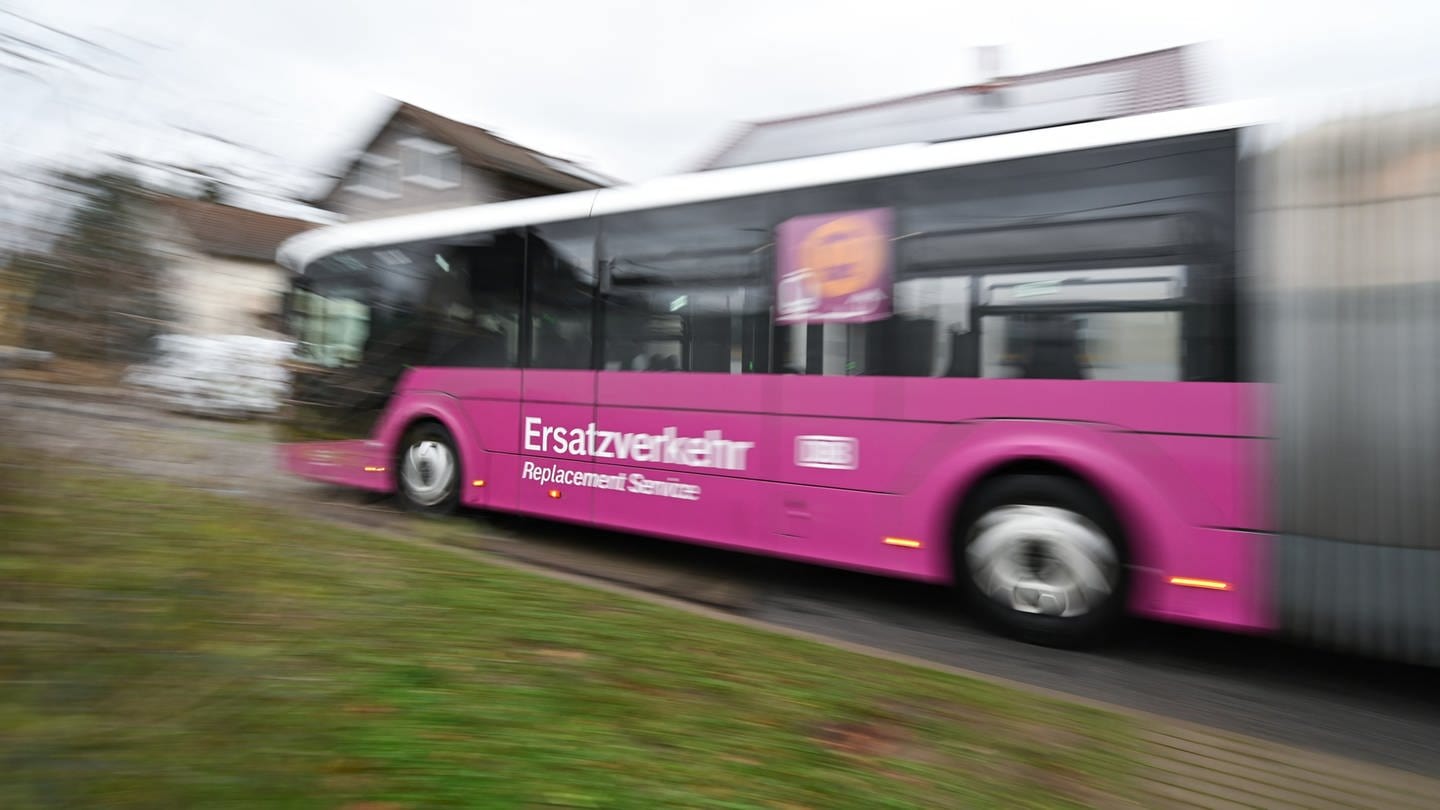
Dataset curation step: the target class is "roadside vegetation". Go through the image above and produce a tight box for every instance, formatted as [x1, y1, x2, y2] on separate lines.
[1, 467, 1138, 808]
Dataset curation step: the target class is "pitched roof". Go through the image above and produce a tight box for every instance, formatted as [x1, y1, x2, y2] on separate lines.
[698, 46, 1198, 170]
[313, 100, 612, 205]
[160, 197, 320, 262]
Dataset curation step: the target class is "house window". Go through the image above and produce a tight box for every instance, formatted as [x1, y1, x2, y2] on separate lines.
[399, 137, 461, 189]
[344, 154, 400, 199]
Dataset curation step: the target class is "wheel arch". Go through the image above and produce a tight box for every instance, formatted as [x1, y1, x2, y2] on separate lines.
[911, 421, 1184, 587]
[374, 392, 486, 493]
[944, 457, 1132, 581]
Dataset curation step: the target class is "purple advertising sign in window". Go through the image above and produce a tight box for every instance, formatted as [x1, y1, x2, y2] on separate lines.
[775, 207, 894, 325]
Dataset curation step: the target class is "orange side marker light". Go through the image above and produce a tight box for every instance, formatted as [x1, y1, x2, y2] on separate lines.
[1167, 576, 1231, 591]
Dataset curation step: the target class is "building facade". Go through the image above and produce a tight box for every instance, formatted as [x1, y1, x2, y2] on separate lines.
[155, 198, 319, 337]
[311, 101, 610, 222]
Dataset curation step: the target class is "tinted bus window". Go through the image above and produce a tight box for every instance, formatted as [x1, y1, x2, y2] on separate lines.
[528, 220, 596, 370]
[292, 255, 371, 368]
[601, 198, 772, 373]
[892, 275, 976, 377]
[975, 266, 1186, 381]
[365, 247, 440, 370]
[885, 135, 1236, 381]
[286, 247, 432, 443]
[425, 230, 524, 368]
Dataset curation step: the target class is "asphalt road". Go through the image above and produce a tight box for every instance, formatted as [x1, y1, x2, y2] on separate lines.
[6, 383, 1440, 779]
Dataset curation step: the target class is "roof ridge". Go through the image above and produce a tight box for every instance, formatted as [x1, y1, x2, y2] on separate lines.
[397, 100, 593, 171]
[745, 45, 1190, 128]
[697, 45, 1195, 170]
[159, 194, 317, 225]
[158, 193, 320, 261]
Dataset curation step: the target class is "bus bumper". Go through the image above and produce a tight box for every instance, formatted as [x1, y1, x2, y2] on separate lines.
[279, 440, 394, 493]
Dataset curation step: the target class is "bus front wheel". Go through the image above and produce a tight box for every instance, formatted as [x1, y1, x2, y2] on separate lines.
[396, 422, 461, 516]
[956, 475, 1125, 648]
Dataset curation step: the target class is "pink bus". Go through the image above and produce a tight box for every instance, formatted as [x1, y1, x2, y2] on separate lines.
[277, 102, 1440, 660]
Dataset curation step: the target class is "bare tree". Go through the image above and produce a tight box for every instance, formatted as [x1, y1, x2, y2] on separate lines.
[20, 170, 171, 362]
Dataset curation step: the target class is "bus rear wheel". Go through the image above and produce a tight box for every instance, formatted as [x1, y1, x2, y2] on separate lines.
[956, 475, 1124, 648]
[397, 422, 460, 516]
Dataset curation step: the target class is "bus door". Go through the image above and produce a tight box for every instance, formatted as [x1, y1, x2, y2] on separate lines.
[586, 200, 780, 550]
[591, 271, 777, 550]
[516, 222, 600, 524]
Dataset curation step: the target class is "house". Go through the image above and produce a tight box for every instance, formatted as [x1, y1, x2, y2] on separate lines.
[697, 46, 1199, 170]
[155, 197, 320, 337]
[145, 100, 610, 340]
[310, 100, 612, 221]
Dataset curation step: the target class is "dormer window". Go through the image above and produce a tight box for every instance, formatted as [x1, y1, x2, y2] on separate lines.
[400, 137, 461, 189]
[344, 154, 400, 199]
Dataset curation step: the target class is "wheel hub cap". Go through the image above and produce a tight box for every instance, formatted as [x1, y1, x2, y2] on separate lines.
[966, 505, 1118, 618]
[401, 440, 455, 506]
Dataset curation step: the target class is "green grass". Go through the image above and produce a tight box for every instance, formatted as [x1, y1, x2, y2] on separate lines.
[0, 470, 1138, 809]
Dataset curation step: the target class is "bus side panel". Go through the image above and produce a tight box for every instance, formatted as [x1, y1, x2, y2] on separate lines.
[1108, 433, 1267, 531]
[775, 375, 904, 420]
[1150, 528, 1268, 631]
[894, 419, 1272, 632]
[588, 406, 774, 480]
[764, 376, 946, 575]
[516, 370, 596, 524]
[585, 462, 772, 552]
[773, 415, 950, 494]
[899, 378, 1258, 438]
[589, 373, 774, 552]
[767, 415, 956, 577]
[456, 398, 522, 510]
[771, 486, 934, 580]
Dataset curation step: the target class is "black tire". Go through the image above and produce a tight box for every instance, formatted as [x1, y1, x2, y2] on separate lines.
[954, 474, 1127, 648]
[395, 422, 461, 516]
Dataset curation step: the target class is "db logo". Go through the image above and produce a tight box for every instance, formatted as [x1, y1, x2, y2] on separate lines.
[795, 435, 859, 470]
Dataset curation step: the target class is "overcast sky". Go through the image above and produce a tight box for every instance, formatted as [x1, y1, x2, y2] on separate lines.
[4, 0, 1439, 212]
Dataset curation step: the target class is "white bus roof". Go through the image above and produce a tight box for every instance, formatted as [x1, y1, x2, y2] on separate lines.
[277, 101, 1262, 273]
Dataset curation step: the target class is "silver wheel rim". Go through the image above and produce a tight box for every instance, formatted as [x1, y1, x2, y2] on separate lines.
[965, 504, 1118, 618]
[401, 439, 456, 507]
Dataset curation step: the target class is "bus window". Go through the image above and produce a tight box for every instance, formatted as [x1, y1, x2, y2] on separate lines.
[293, 286, 369, 368]
[292, 253, 374, 368]
[976, 266, 1187, 381]
[605, 279, 768, 373]
[427, 231, 523, 368]
[601, 198, 772, 373]
[892, 275, 976, 377]
[981, 313, 1089, 379]
[777, 323, 877, 376]
[528, 221, 596, 370]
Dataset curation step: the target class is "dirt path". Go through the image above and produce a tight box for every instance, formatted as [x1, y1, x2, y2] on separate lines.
[0, 383, 759, 608]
